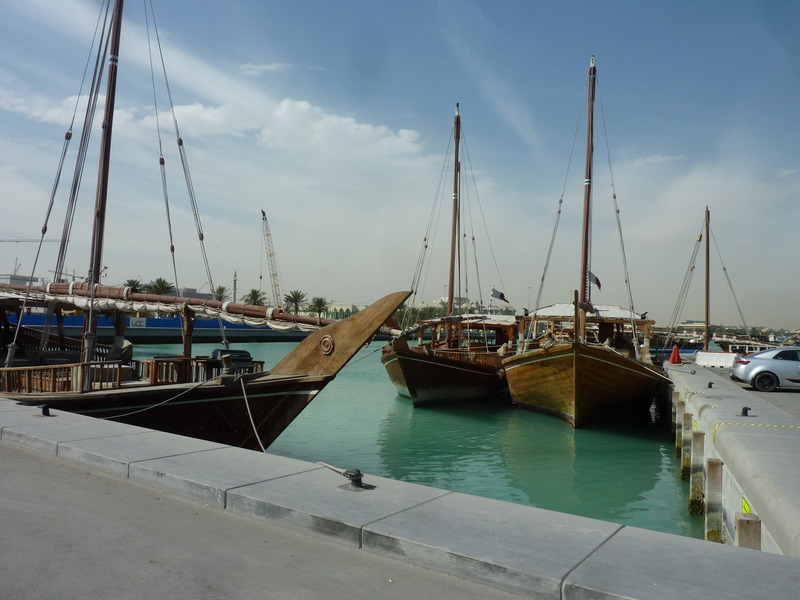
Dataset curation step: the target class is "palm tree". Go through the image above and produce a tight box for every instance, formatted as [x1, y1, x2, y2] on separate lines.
[242, 289, 266, 306]
[212, 285, 230, 301]
[123, 278, 142, 290]
[143, 277, 175, 295]
[308, 296, 329, 318]
[284, 290, 307, 315]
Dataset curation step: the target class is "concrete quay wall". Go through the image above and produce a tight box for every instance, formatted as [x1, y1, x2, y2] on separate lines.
[666, 363, 800, 557]
[2, 396, 799, 598]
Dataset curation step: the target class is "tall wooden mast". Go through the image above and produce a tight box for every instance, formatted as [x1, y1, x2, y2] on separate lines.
[704, 206, 710, 351]
[445, 103, 461, 346]
[578, 56, 596, 340]
[83, 0, 124, 364]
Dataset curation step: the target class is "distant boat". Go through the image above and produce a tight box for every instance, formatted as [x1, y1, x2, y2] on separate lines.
[501, 57, 661, 426]
[650, 207, 776, 364]
[8, 311, 317, 344]
[0, 0, 409, 451]
[381, 105, 521, 406]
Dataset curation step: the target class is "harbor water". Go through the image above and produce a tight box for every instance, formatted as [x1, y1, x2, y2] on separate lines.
[133, 341, 704, 539]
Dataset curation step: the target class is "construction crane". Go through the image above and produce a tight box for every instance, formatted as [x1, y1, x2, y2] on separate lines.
[1, 238, 60, 275]
[260, 209, 283, 309]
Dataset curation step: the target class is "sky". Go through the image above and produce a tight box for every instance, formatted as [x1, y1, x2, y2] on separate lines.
[0, 0, 798, 329]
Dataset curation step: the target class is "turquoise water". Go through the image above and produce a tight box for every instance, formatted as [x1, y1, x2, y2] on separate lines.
[134, 341, 703, 539]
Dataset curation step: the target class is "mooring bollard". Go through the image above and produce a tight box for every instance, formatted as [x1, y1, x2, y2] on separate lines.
[688, 431, 705, 515]
[675, 400, 685, 458]
[680, 412, 693, 480]
[735, 512, 761, 551]
[705, 458, 724, 543]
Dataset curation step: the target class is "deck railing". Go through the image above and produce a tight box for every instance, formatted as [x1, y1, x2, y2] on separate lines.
[139, 356, 265, 385]
[429, 347, 504, 368]
[0, 361, 124, 393]
[0, 356, 265, 393]
[14, 325, 112, 360]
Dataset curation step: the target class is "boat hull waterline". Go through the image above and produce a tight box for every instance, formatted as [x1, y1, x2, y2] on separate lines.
[503, 342, 661, 426]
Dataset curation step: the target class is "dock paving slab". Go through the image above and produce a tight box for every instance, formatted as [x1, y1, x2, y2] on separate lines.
[3, 396, 800, 598]
[227, 468, 452, 547]
[363, 491, 622, 598]
[563, 526, 800, 600]
[129, 446, 323, 507]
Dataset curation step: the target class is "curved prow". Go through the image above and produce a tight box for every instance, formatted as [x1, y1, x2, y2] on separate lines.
[270, 290, 411, 377]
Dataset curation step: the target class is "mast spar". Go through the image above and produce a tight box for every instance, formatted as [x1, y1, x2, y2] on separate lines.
[578, 56, 596, 339]
[704, 206, 710, 351]
[445, 103, 460, 346]
[83, 0, 124, 367]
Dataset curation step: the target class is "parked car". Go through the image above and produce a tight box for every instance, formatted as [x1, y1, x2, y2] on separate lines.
[729, 346, 800, 392]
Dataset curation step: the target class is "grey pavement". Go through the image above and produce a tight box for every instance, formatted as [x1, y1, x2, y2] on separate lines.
[2, 391, 800, 599]
[1, 439, 524, 600]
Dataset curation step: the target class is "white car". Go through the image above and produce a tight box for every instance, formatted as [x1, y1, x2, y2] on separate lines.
[729, 346, 800, 392]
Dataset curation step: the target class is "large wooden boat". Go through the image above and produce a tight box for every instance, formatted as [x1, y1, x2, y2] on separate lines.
[381, 105, 520, 406]
[382, 314, 519, 405]
[1, 286, 408, 451]
[0, 0, 409, 451]
[502, 57, 661, 426]
[503, 297, 660, 425]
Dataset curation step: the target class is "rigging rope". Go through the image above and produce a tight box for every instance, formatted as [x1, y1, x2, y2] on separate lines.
[461, 133, 505, 309]
[403, 127, 452, 327]
[144, 1, 180, 297]
[523, 102, 583, 344]
[663, 219, 704, 347]
[710, 228, 750, 334]
[146, 0, 228, 348]
[405, 116, 507, 327]
[3, 1, 113, 370]
[599, 102, 641, 358]
[663, 214, 752, 345]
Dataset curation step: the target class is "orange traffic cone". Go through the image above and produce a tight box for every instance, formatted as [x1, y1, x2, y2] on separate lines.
[669, 344, 681, 364]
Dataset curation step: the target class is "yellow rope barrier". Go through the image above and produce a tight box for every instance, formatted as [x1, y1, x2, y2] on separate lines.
[712, 421, 800, 443]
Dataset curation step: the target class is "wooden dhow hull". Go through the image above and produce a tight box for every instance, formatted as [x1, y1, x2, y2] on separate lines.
[502, 342, 661, 426]
[6, 372, 329, 451]
[3, 291, 410, 451]
[381, 337, 508, 406]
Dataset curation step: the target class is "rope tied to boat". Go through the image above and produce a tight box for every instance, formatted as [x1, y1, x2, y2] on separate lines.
[99, 378, 212, 420]
[241, 377, 267, 453]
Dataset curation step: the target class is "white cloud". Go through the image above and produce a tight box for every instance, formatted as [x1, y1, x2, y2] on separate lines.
[238, 63, 294, 76]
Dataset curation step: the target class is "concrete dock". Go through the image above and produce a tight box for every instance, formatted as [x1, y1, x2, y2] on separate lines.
[2, 384, 799, 599]
[666, 362, 800, 556]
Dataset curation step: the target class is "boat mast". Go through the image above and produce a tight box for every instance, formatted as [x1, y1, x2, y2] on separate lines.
[704, 206, 710, 351]
[578, 56, 596, 337]
[83, 0, 124, 365]
[446, 103, 461, 346]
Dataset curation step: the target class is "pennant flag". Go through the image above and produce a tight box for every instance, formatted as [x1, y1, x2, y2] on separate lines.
[589, 271, 602, 290]
[491, 287, 509, 303]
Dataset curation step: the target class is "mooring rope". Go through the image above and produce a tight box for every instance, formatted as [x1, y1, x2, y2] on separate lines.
[241, 377, 267, 453]
[100, 378, 211, 420]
